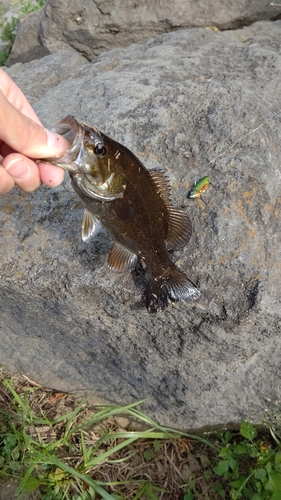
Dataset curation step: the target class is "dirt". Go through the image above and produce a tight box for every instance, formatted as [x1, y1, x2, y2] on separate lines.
[0, 478, 39, 500]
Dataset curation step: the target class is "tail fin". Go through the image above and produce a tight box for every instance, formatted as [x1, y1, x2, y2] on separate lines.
[146, 266, 200, 313]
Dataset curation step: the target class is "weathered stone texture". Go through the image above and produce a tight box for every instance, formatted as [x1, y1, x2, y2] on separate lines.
[6, 49, 87, 101]
[1, 21, 281, 429]
[6, 8, 48, 65]
[6, 0, 281, 65]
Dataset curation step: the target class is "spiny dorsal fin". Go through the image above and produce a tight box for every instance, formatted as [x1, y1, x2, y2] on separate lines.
[82, 210, 100, 242]
[108, 241, 137, 273]
[166, 208, 192, 250]
[148, 168, 171, 205]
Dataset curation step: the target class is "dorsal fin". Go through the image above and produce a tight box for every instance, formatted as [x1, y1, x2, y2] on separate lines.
[82, 210, 100, 241]
[149, 168, 192, 250]
[148, 168, 171, 205]
[108, 241, 137, 273]
[166, 208, 192, 250]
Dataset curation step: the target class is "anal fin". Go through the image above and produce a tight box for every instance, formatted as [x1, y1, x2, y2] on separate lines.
[108, 241, 137, 273]
[166, 208, 192, 250]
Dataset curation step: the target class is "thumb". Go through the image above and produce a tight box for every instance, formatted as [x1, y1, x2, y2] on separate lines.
[0, 90, 68, 158]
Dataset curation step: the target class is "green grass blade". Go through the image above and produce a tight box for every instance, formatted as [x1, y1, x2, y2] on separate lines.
[3, 380, 30, 413]
[85, 437, 137, 467]
[42, 456, 117, 500]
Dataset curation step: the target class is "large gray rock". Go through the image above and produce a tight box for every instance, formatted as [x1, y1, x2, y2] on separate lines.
[6, 8, 49, 66]
[6, 49, 87, 101]
[6, 0, 281, 65]
[1, 21, 281, 429]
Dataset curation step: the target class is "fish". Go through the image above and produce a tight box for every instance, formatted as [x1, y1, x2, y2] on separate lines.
[47, 115, 200, 313]
[188, 176, 210, 199]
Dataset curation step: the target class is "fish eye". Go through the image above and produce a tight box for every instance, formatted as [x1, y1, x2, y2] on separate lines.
[94, 144, 107, 157]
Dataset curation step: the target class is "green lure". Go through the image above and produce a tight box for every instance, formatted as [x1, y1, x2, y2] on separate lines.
[188, 176, 210, 199]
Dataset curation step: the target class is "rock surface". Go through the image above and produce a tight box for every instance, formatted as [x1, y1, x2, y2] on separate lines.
[1, 21, 281, 429]
[6, 0, 281, 65]
[6, 8, 49, 65]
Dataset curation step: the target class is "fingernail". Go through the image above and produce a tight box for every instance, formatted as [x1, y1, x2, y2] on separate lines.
[45, 129, 69, 155]
[5, 159, 30, 180]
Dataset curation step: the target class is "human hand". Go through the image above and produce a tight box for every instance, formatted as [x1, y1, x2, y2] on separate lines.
[0, 68, 69, 195]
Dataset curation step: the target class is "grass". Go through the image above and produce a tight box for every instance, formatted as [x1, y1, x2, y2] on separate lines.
[1, 370, 281, 499]
[0, 0, 45, 65]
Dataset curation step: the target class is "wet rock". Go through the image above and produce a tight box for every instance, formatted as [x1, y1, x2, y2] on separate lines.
[1, 21, 281, 429]
[5, 0, 281, 64]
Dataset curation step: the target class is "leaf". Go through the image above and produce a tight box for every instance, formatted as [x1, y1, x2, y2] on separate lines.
[187, 479, 195, 490]
[153, 440, 162, 451]
[230, 476, 247, 489]
[213, 460, 230, 475]
[144, 448, 155, 460]
[234, 443, 248, 455]
[272, 491, 281, 500]
[254, 468, 267, 481]
[23, 477, 42, 492]
[212, 482, 226, 497]
[265, 461, 273, 473]
[224, 431, 233, 444]
[268, 471, 281, 492]
[229, 457, 238, 471]
[247, 444, 259, 458]
[49, 393, 65, 404]
[47, 468, 66, 482]
[275, 452, 281, 465]
[219, 446, 232, 459]
[204, 470, 212, 479]
[240, 422, 257, 441]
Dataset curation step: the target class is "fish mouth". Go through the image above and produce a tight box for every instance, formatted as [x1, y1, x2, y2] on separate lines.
[52, 116, 79, 144]
[49, 116, 84, 173]
[48, 115, 126, 202]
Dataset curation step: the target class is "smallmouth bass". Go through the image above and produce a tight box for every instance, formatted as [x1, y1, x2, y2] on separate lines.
[48, 116, 200, 312]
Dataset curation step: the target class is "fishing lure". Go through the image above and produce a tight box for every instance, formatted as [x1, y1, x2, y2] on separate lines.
[188, 176, 210, 199]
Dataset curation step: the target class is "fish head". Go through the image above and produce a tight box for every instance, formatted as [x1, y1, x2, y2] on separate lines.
[49, 115, 126, 201]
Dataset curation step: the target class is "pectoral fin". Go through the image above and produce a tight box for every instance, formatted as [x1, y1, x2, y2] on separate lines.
[108, 241, 137, 273]
[72, 201, 84, 210]
[82, 210, 100, 241]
